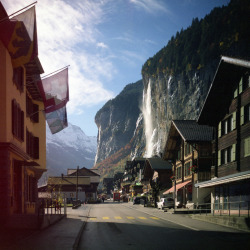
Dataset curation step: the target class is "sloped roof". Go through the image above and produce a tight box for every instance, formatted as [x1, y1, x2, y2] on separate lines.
[198, 56, 250, 126]
[173, 120, 213, 142]
[68, 167, 100, 177]
[47, 176, 90, 185]
[146, 157, 172, 170]
[163, 120, 213, 160]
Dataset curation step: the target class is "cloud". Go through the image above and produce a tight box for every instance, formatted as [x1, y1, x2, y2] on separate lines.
[130, 0, 170, 14]
[2, 0, 115, 115]
[97, 42, 108, 49]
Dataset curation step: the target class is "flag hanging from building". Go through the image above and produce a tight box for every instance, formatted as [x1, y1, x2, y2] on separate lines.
[38, 67, 69, 134]
[0, 5, 38, 68]
[46, 106, 68, 134]
[38, 67, 69, 113]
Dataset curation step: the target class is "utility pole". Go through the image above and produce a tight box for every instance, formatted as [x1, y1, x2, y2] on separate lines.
[76, 166, 79, 201]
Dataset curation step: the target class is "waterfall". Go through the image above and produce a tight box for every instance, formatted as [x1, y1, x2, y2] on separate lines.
[142, 79, 155, 157]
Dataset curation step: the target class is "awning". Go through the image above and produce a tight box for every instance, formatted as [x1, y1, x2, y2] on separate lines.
[163, 180, 191, 194]
[195, 170, 250, 188]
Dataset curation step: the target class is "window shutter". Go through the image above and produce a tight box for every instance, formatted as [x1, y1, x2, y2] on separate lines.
[232, 144, 236, 161]
[218, 150, 221, 166]
[218, 122, 222, 137]
[240, 106, 245, 125]
[239, 77, 243, 94]
[244, 137, 250, 157]
[233, 112, 236, 130]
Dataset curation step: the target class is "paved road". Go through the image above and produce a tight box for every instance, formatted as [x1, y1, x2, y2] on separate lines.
[77, 201, 249, 250]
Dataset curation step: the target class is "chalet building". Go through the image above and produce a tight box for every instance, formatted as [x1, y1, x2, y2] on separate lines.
[142, 157, 172, 198]
[0, 4, 46, 226]
[39, 167, 100, 203]
[67, 167, 100, 202]
[162, 120, 213, 207]
[121, 158, 146, 196]
[196, 56, 250, 210]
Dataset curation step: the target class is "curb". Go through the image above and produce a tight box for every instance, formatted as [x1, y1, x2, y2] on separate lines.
[72, 206, 91, 250]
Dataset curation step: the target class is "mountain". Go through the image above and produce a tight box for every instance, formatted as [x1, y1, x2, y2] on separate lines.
[93, 0, 250, 180]
[39, 123, 97, 185]
[95, 80, 143, 163]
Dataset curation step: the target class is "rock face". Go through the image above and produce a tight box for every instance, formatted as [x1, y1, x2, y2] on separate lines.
[95, 80, 143, 163]
[139, 62, 217, 157]
[94, 64, 217, 166]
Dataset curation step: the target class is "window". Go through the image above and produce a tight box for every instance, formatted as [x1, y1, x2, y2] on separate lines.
[219, 114, 235, 137]
[241, 104, 250, 125]
[26, 94, 39, 123]
[218, 144, 236, 165]
[244, 137, 250, 157]
[13, 67, 24, 92]
[243, 74, 250, 90]
[26, 129, 39, 159]
[185, 143, 191, 156]
[26, 175, 36, 202]
[177, 149, 182, 161]
[12, 99, 24, 141]
[176, 167, 182, 179]
[184, 162, 191, 176]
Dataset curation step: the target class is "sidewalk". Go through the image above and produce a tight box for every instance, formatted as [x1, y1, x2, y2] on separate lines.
[0, 205, 90, 250]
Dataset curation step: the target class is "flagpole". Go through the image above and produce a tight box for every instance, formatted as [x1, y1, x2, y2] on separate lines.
[0, 1, 37, 23]
[41, 65, 70, 80]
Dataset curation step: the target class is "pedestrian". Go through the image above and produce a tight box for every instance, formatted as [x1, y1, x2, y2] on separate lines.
[102, 197, 105, 203]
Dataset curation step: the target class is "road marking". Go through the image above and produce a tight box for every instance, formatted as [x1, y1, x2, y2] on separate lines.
[89, 218, 97, 221]
[150, 217, 160, 220]
[122, 204, 199, 231]
[102, 217, 109, 220]
[138, 217, 147, 220]
[127, 216, 135, 220]
[115, 216, 122, 220]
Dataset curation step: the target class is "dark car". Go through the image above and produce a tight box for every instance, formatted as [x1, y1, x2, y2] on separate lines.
[133, 196, 147, 205]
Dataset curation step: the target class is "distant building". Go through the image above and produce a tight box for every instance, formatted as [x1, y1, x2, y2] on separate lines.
[39, 167, 100, 203]
[196, 56, 250, 211]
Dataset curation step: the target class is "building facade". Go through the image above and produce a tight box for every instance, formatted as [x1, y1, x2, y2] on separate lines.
[163, 120, 213, 207]
[0, 5, 46, 226]
[197, 56, 250, 212]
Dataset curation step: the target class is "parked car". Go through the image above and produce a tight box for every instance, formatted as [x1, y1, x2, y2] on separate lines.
[133, 196, 147, 205]
[157, 198, 174, 209]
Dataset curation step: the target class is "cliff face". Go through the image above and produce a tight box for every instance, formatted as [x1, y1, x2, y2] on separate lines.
[138, 62, 217, 158]
[95, 80, 143, 163]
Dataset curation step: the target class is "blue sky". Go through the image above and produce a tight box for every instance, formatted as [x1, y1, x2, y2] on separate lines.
[3, 0, 230, 136]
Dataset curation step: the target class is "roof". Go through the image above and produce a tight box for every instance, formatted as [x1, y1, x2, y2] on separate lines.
[68, 167, 100, 177]
[163, 120, 213, 160]
[173, 120, 214, 142]
[146, 157, 172, 170]
[198, 56, 250, 126]
[47, 176, 90, 186]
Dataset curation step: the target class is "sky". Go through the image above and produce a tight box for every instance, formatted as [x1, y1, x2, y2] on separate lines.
[2, 0, 230, 136]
